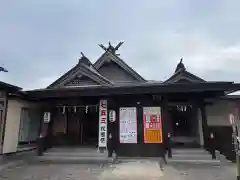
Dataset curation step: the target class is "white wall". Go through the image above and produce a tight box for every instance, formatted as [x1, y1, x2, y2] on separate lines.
[206, 101, 236, 126]
[2, 98, 39, 154]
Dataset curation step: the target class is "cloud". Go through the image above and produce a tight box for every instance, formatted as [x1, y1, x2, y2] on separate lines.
[1, 0, 240, 90]
[120, 30, 240, 82]
[155, 31, 240, 73]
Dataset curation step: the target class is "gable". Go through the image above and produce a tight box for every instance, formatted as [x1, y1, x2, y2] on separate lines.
[164, 70, 206, 84]
[47, 42, 145, 88]
[98, 61, 140, 84]
[47, 57, 114, 89]
[64, 75, 100, 87]
[94, 51, 146, 84]
[47, 64, 79, 88]
[54, 65, 113, 88]
[176, 79, 193, 83]
[164, 58, 206, 84]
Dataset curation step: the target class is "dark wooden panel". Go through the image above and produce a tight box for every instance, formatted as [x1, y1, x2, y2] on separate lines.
[208, 126, 235, 162]
[65, 76, 99, 87]
[110, 100, 165, 157]
[98, 61, 140, 84]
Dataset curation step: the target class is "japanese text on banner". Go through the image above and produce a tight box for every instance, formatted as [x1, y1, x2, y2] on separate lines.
[119, 107, 137, 143]
[98, 100, 107, 147]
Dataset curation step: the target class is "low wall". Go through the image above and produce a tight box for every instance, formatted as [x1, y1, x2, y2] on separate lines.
[206, 100, 236, 161]
[208, 126, 235, 161]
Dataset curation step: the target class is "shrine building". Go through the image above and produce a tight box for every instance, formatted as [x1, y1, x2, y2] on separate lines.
[1, 42, 240, 160]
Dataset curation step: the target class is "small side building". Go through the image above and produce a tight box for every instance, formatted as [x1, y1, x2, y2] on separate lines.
[0, 81, 22, 154]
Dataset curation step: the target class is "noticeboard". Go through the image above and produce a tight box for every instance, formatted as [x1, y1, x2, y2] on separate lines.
[143, 107, 162, 143]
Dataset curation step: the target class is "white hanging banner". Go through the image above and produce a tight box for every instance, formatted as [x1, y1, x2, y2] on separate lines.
[119, 107, 137, 143]
[43, 112, 51, 123]
[109, 110, 116, 123]
[98, 100, 107, 148]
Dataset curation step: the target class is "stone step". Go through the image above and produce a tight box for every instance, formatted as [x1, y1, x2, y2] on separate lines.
[36, 155, 110, 164]
[171, 156, 212, 161]
[172, 148, 208, 155]
[167, 159, 220, 165]
[43, 152, 108, 157]
[168, 148, 220, 165]
[171, 154, 213, 161]
[116, 157, 161, 163]
[37, 147, 110, 164]
[46, 147, 100, 153]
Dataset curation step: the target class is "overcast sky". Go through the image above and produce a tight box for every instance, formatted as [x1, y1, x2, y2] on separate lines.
[1, 0, 240, 91]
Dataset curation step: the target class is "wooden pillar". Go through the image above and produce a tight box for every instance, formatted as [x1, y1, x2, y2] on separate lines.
[37, 105, 49, 155]
[37, 105, 44, 138]
[0, 91, 7, 154]
[39, 105, 55, 149]
[107, 98, 117, 157]
[162, 95, 171, 157]
[200, 103, 209, 148]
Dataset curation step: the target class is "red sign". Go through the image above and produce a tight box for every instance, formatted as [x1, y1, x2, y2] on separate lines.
[143, 107, 162, 143]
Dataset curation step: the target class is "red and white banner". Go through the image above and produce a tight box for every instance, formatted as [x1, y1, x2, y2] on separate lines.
[143, 107, 162, 143]
[98, 100, 107, 148]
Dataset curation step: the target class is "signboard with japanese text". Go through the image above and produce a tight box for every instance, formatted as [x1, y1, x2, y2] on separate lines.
[119, 107, 137, 143]
[98, 100, 107, 148]
[143, 107, 162, 143]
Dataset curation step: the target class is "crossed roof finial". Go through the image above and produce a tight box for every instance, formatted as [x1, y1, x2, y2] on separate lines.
[98, 41, 124, 55]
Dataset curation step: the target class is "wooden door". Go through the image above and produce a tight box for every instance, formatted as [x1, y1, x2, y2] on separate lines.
[67, 112, 81, 145]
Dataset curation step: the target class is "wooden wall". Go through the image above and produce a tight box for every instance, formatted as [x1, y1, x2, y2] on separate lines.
[205, 100, 238, 162]
[108, 95, 166, 157]
[0, 91, 7, 153]
[208, 126, 235, 161]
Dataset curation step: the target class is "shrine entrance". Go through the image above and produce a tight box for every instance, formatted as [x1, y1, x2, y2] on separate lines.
[168, 104, 200, 148]
[51, 105, 99, 147]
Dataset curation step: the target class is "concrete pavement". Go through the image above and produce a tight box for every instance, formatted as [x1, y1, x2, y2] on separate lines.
[99, 160, 164, 180]
[0, 159, 238, 180]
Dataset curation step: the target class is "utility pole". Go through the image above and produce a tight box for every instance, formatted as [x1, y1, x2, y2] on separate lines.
[230, 112, 240, 180]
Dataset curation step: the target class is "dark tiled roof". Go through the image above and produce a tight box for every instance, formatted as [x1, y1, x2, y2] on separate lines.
[0, 81, 22, 92]
[164, 59, 205, 84]
[47, 55, 114, 89]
